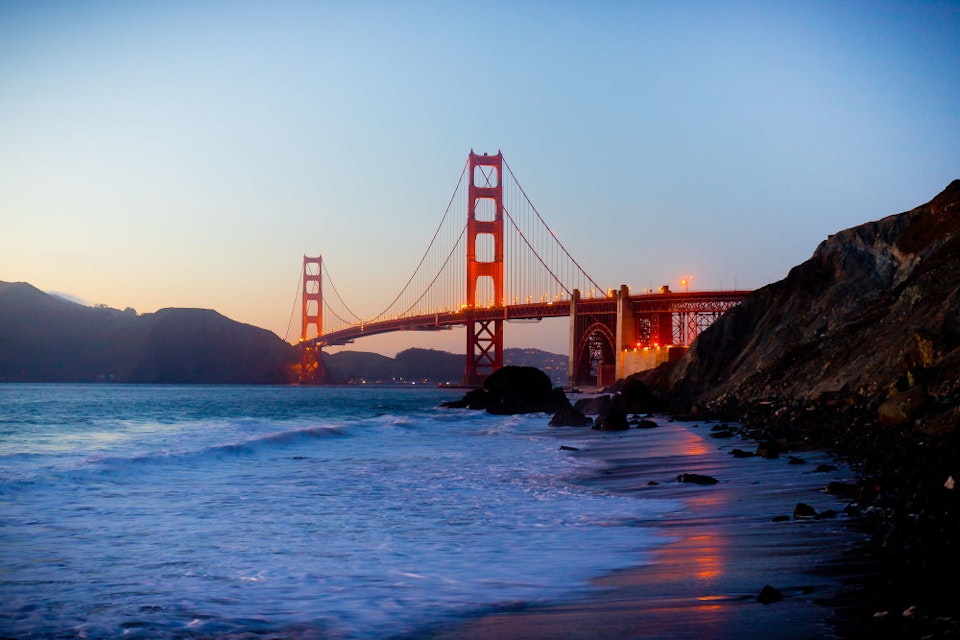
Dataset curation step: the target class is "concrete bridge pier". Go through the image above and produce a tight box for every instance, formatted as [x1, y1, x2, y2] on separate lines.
[567, 288, 580, 385]
[615, 284, 635, 375]
[568, 284, 693, 388]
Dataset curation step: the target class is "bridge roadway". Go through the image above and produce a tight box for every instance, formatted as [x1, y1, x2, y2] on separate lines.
[311, 290, 749, 348]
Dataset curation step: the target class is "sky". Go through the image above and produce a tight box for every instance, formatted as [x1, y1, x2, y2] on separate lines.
[2, 1, 958, 356]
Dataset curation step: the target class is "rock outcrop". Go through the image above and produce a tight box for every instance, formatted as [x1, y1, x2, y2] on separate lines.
[638, 180, 960, 632]
[648, 180, 960, 431]
[441, 366, 571, 415]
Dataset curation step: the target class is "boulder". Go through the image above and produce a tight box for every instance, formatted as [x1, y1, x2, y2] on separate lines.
[877, 386, 928, 425]
[620, 377, 663, 413]
[594, 393, 629, 431]
[440, 387, 489, 410]
[757, 585, 783, 604]
[441, 366, 569, 415]
[677, 473, 719, 485]
[573, 395, 611, 416]
[755, 441, 781, 459]
[550, 404, 593, 427]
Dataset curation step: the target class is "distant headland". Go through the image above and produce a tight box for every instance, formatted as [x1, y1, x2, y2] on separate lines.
[0, 283, 566, 385]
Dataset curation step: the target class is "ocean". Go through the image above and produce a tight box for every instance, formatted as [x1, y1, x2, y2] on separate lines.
[0, 384, 683, 639]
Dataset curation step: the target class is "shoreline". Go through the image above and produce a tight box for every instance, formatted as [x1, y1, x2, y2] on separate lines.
[420, 419, 878, 639]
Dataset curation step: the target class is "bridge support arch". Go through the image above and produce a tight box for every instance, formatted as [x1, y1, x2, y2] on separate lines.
[568, 289, 620, 387]
[463, 151, 504, 386]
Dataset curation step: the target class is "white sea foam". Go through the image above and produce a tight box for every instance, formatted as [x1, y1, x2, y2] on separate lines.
[0, 385, 681, 639]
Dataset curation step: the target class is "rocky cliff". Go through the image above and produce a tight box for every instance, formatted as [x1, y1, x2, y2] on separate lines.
[660, 179, 960, 432]
[639, 180, 960, 632]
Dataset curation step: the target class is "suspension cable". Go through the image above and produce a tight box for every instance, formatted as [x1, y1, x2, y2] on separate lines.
[394, 222, 467, 317]
[323, 299, 360, 327]
[321, 260, 364, 322]
[503, 206, 572, 297]
[283, 265, 303, 342]
[368, 156, 470, 321]
[502, 157, 603, 292]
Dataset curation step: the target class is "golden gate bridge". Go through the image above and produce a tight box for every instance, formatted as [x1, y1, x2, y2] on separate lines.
[290, 151, 748, 387]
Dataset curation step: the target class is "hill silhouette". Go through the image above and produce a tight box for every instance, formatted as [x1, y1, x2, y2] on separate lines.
[324, 347, 567, 384]
[1, 282, 569, 385]
[0, 282, 297, 383]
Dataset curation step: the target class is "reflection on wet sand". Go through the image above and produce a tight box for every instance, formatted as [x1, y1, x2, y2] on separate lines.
[427, 421, 860, 640]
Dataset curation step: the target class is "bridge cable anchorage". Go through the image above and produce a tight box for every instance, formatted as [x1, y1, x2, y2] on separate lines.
[502, 157, 604, 294]
[367, 156, 470, 322]
[284, 265, 304, 342]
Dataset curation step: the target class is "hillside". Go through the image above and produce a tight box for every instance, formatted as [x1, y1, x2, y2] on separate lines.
[638, 180, 960, 631]
[0, 283, 297, 383]
[0, 284, 569, 386]
[324, 347, 567, 384]
[657, 179, 960, 427]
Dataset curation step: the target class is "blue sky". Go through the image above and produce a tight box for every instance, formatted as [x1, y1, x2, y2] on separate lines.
[1, 1, 958, 355]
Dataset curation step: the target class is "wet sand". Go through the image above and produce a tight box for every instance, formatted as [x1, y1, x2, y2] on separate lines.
[423, 419, 873, 639]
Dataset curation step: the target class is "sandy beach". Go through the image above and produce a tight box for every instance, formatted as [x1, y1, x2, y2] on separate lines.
[423, 419, 873, 640]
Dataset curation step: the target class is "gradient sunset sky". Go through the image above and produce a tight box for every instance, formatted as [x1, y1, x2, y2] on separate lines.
[2, 1, 958, 355]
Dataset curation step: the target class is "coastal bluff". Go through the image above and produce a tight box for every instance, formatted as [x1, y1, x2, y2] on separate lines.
[637, 179, 960, 633]
[651, 178, 960, 425]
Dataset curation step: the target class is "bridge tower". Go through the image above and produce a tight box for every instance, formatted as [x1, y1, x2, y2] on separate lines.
[463, 151, 504, 386]
[300, 255, 326, 384]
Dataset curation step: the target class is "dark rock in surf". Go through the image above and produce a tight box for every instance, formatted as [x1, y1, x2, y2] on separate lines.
[594, 393, 630, 431]
[550, 404, 593, 427]
[440, 366, 569, 415]
[440, 387, 489, 410]
[677, 473, 719, 485]
[756, 441, 781, 459]
[793, 503, 817, 519]
[574, 395, 611, 416]
[757, 585, 783, 604]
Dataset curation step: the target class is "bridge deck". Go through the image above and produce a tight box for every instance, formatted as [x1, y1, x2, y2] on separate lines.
[309, 291, 749, 347]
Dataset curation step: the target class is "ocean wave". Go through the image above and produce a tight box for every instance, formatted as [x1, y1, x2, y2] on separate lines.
[1, 419, 362, 487]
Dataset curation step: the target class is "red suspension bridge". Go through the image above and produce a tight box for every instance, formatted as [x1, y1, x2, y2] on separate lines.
[292, 151, 748, 387]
